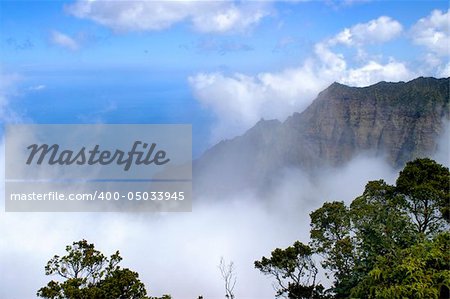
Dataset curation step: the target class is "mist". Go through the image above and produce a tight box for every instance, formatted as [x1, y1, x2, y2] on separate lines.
[432, 120, 450, 168]
[1, 122, 449, 298]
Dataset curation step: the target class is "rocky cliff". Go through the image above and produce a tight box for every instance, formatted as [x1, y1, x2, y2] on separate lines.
[194, 77, 450, 195]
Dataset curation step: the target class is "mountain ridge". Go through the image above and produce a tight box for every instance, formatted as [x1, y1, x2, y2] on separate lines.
[194, 77, 450, 195]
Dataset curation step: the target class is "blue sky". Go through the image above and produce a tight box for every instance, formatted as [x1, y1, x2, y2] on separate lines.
[0, 0, 449, 154]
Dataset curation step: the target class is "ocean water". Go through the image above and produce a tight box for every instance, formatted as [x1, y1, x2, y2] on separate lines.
[8, 67, 214, 157]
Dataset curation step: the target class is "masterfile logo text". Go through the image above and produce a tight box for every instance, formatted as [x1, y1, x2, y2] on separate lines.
[5, 124, 192, 212]
[26, 141, 170, 171]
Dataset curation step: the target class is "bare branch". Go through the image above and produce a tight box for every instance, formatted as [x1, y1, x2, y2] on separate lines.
[219, 257, 237, 299]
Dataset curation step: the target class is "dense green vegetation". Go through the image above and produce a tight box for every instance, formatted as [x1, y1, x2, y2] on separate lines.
[256, 158, 449, 299]
[38, 158, 449, 299]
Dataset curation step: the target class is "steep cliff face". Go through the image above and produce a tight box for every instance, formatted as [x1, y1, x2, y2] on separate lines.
[194, 77, 449, 195]
[285, 77, 449, 167]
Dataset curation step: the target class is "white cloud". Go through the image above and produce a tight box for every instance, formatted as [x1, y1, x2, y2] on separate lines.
[314, 42, 347, 74]
[190, 55, 414, 142]
[342, 59, 415, 87]
[189, 61, 330, 142]
[411, 9, 449, 57]
[66, 0, 270, 33]
[28, 84, 46, 91]
[189, 15, 415, 142]
[329, 16, 403, 46]
[191, 3, 268, 33]
[50, 30, 79, 51]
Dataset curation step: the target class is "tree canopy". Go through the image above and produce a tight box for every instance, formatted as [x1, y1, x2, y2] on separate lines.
[257, 158, 449, 299]
[254, 241, 328, 299]
[37, 240, 149, 299]
[308, 158, 449, 298]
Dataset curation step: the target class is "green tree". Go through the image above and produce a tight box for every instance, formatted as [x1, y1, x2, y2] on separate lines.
[396, 158, 450, 234]
[37, 240, 149, 299]
[350, 180, 416, 278]
[309, 201, 355, 298]
[351, 232, 450, 299]
[254, 241, 327, 299]
[309, 158, 449, 298]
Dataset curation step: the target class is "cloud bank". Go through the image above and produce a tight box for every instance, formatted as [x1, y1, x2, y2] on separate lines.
[0, 146, 401, 298]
